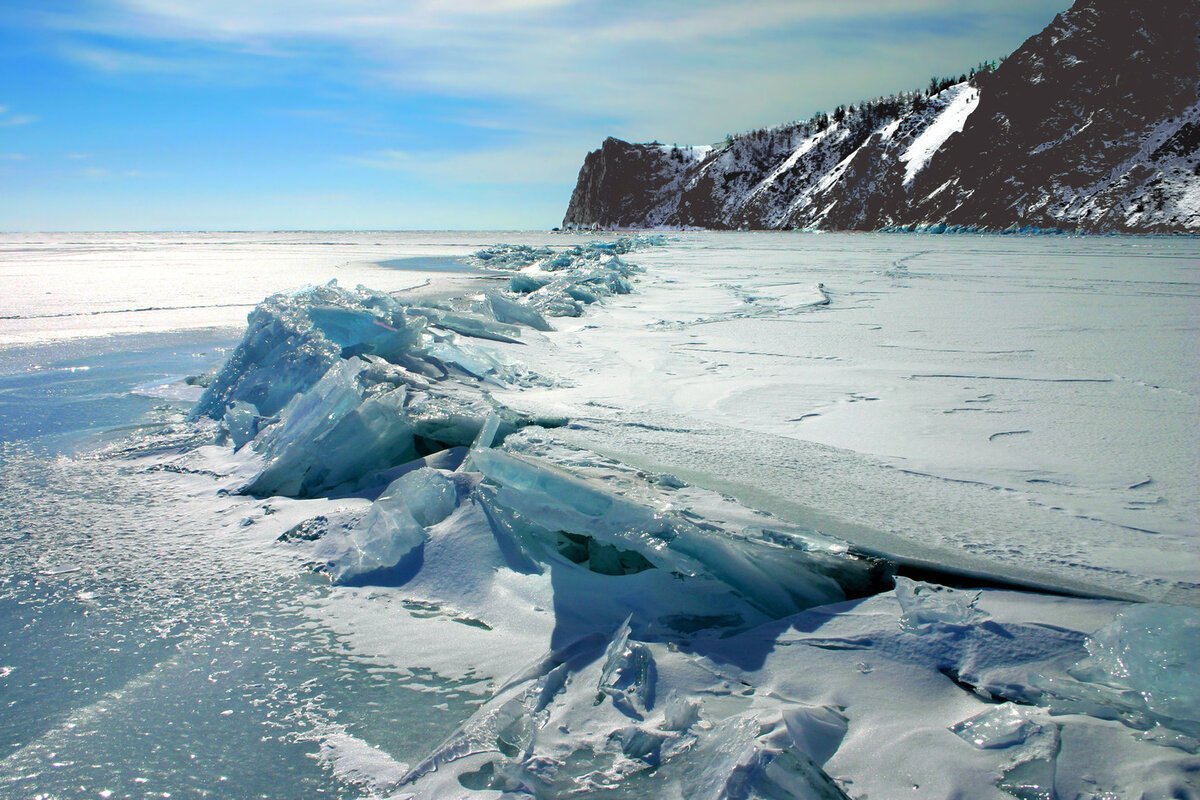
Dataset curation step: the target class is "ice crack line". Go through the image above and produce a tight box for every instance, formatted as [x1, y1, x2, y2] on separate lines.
[988, 429, 1031, 442]
[908, 374, 1112, 383]
[1, 302, 255, 320]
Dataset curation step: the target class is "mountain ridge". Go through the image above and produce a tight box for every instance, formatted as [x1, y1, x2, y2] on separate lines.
[562, 0, 1200, 234]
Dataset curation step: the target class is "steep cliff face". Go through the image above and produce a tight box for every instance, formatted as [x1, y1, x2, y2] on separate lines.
[562, 0, 1200, 233]
[561, 138, 709, 229]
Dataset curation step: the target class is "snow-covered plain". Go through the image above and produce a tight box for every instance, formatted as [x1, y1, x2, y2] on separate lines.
[1, 231, 1197, 799]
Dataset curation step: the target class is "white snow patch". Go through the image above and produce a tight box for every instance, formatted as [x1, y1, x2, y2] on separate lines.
[746, 130, 827, 201]
[655, 143, 712, 161]
[309, 726, 410, 794]
[814, 145, 859, 196]
[924, 179, 955, 201]
[901, 84, 980, 186]
[878, 117, 902, 141]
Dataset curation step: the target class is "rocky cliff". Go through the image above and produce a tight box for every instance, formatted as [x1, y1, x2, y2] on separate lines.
[562, 0, 1200, 233]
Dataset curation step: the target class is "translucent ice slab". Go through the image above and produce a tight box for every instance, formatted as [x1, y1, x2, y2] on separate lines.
[320, 467, 460, 583]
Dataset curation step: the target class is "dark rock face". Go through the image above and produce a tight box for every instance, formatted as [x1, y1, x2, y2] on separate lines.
[562, 0, 1200, 233]
[562, 138, 707, 229]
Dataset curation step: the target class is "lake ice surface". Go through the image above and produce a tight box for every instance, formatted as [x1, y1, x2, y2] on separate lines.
[0, 231, 1197, 798]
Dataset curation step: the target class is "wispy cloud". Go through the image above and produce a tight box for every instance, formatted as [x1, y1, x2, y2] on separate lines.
[61, 43, 179, 74]
[0, 106, 36, 127]
[81, 166, 160, 179]
[342, 149, 413, 170]
[344, 138, 587, 185]
[67, 152, 93, 160]
[0, 153, 28, 161]
[31, 0, 1064, 141]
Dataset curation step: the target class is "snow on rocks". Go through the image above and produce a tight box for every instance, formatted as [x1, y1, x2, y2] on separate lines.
[900, 83, 980, 186]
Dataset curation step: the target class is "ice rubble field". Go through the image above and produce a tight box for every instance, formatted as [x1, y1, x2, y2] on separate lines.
[1, 230, 1198, 798]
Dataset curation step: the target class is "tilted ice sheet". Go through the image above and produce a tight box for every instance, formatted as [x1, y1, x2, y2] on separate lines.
[491, 232, 1200, 603]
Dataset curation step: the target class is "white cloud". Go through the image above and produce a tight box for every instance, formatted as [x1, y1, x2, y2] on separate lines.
[0, 153, 28, 161]
[36, 0, 1066, 141]
[67, 152, 93, 160]
[0, 106, 36, 127]
[345, 138, 590, 185]
[81, 165, 160, 178]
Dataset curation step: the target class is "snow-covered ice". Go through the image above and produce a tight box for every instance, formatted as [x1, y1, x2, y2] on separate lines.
[1, 230, 1197, 799]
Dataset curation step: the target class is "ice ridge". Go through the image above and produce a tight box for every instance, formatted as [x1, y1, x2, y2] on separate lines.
[192, 239, 667, 497]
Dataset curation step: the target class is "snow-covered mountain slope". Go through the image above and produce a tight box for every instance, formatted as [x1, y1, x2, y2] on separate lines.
[562, 0, 1200, 233]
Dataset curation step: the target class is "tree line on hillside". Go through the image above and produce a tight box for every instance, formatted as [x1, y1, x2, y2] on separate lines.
[720, 59, 1003, 146]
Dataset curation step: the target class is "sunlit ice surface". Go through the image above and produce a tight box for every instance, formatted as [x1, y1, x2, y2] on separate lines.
[498, 232, 1200, 601]
[0, 230, 1197, 798]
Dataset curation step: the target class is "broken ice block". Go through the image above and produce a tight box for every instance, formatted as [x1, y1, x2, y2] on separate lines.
[508, 273, 551, 294]
[1083, 604, 1200, 735]
[223, 400, 263, 450]
[478, 291, 552, 332]
[596, 617, 656, 718]
[951, 704, 1055, 750]
[307, 303, 424, 360]
[323, 467, 458, 583]
[406, 307, 523, 344]
[895, 577, 984, 630]
[242, 359, 418, 497]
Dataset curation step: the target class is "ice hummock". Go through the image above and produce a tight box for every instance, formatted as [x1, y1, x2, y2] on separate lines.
[313, 431, 882, 628]
[473, 444, 879, 616]
[191, 279, 563, 497]
[195, 279, 542, 422]
[194, 237, 668, 499]
[396, 615, 857, 800]
[467, 236, 660, 319]
[190, 237, 883, 621]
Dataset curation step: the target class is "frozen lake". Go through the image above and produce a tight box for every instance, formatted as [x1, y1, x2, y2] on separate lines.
[1, 231, 1197, 798]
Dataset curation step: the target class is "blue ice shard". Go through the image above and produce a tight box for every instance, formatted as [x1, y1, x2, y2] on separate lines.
[596, 617, 656, 718]
[477, 291, 552, 332]
[223, 400, 264, 450]
[321, 467, 459, 583]
[241, 358, 417, 497]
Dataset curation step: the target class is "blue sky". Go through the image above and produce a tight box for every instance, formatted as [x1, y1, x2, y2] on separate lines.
[0, 0, 1067, 231]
